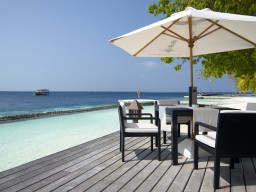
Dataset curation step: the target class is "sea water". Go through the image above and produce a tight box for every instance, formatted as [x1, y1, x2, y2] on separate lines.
[0, 91, 187, 117]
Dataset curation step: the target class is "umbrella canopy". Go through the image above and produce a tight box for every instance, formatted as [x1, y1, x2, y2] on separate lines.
[109, 7, 256, 91]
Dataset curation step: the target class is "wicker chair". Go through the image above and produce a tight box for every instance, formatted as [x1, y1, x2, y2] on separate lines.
[118, 101, 161, 162]
[194, 111, 256, 189]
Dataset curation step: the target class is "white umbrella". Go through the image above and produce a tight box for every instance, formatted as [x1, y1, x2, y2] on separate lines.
[110, 7, 256, 104]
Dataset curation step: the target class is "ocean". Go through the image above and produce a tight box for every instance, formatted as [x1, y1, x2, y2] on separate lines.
[0, 91, 188, 117]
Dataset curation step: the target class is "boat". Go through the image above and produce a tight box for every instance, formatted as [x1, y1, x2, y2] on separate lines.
[35, 89, 49, 96]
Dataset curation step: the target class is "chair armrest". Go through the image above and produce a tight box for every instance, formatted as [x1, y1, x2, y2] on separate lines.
[126, 113, 153, 117]
[126, 113, 154, 123]
[124, 116, 161, 129]
[194, 122, 217, 135]
[124, 116, 157, 121]
[140, 113, 153, 117]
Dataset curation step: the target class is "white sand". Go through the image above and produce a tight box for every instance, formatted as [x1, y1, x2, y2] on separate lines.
[210, 96, 256, 110]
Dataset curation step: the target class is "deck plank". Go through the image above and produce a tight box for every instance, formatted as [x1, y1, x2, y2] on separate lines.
[53, 138, 152, 192]
[114, 147, 171, 192]
[241, 158, 256, 192]
[151, 157, 186, 192]
[0, 131, 256, 192]
[94, 135, 171, 192]
[231, 162, 246, 192]
[199, 157, 215, 192]
[167, 158, 194, 192]
[184, 156, 209, 192]
[216, 160, 231, 192]
[135, 151, 172, 192]
[22, 137, 144, 192]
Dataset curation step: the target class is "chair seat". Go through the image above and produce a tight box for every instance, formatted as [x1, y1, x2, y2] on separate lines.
[195, 133, 216, 148]
[125, 123, 159, 133]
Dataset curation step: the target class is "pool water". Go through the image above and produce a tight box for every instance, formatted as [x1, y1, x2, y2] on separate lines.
[0, 108, 120, 172]
[0, 106, 154, 172]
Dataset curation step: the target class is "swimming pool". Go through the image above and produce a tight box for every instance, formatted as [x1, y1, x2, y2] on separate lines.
[0, 106, 154, 172]
[0, 108, 121, 172]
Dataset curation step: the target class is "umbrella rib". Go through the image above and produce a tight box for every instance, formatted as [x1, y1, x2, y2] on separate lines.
[207, 19, 256, 47]
[195, 20, 220, 40]
[133, 18, 182, 56]
[197, 26, 222, 40]
[161, 26, 188, 42]
[162, 32, 187, 41]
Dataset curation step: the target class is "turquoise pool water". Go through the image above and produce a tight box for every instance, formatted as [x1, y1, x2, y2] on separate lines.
[0, 109, 120, 172]
[0, 106, 154, 172]
[197, 99, 225, 104]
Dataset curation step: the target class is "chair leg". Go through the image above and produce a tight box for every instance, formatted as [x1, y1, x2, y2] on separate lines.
[122, 136, 125, 162]
[194, 141, 199, 169]
[155, 136, 159, 147]
[214, 157, 220, 189]
[163, 131, 167, 144]
[151, 136, 154, 151]
[158, 133, 161, 161]
[119, 130, 121, 151]
[178, 124, 181, 137]
[230, 158, 234, 169]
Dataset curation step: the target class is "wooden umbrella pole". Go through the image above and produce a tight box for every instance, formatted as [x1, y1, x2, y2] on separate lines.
[188, 16, 194, 88]
[189, 46, 193, 87]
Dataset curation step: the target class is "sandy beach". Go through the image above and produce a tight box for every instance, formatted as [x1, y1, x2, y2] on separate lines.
[204, 96, 256, 110]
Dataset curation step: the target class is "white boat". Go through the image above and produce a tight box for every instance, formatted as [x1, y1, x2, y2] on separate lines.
[35, 89, 49, 96]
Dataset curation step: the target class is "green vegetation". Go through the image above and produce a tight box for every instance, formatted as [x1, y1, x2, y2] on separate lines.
[148, 0, 256, 93]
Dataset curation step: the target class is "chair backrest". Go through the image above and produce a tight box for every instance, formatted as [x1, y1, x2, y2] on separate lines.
[215, 111, 256, 158]
[157, 99, 180, 106]
[118, 101, 128, 130]
[246, 102, 256, 110]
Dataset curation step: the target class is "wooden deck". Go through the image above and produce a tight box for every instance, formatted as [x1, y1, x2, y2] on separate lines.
[0, 131, 256, 192]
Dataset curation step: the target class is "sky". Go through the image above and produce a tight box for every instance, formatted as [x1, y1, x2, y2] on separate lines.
[0, 0, 236, 92]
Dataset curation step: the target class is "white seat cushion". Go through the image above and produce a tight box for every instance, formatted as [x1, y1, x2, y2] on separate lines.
[125, 123, 158, 133]
[195, 133, 216, 148]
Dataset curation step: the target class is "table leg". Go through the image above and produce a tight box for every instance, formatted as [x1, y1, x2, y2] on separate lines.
[163, 131, 167, 144]
[171, 112, 178, 165]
